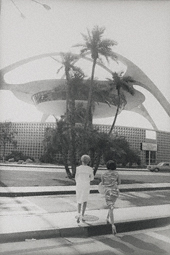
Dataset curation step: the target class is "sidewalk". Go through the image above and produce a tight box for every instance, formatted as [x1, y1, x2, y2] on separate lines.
[1, 183, 170, 243]
[1, 204, 170, 243]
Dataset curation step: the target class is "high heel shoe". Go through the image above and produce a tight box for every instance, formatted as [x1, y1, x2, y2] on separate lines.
[76, 214, 81, 223]
[81, 216, 85, 222]
[112, 224, 117, 235]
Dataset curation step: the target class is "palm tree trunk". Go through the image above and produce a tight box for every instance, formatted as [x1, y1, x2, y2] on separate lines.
[93, 150, 102, 175]
[3, 142, 6, 162]
[62, 151, 72, 178]
[69, 86, 76, 177]
[108, 90, 120, 136]
[84, 58, 96, 130]
[65, 68, 77, 177]
[65, 68, 70, 125]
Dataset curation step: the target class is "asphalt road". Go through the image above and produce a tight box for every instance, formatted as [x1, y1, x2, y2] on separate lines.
[1, 225, 170, 255]
[0, 165, 170, 187]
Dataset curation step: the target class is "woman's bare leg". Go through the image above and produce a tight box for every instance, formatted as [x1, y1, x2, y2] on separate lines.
[78, 203, 81, 214]
[82, 201, 87, 219]
[109, 208, 114, 224]
[106, 210, 110, 223]
[109, 207, 116, 234]
[77, 203, 81, 223]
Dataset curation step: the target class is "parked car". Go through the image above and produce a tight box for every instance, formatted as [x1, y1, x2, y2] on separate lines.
[147, 162, 170, 172]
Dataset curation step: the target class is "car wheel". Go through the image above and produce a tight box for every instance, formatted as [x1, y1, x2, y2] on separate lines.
[154, 168, 159, 172]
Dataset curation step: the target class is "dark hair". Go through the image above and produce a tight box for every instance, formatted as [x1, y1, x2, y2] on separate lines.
[106, 160, 116, 170]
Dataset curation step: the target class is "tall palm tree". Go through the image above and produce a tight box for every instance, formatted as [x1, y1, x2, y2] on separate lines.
[74, 26, 117, 130]
[108, 72, 136, 136]
[53, 52, 84, 176]
[54, 53, 81, 122]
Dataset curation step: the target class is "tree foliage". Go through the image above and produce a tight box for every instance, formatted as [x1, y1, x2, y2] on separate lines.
[0, 122, 17, 161]
[108, 72, 136, 135]
[74, 25, 117, 129]
[45, 26, 137, 175]
[41, 122, 141, 175]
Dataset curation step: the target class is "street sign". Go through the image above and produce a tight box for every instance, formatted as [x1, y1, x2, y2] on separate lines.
[141, 142, 157, 151]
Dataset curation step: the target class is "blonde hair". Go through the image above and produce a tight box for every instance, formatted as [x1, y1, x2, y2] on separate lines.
[81, 155, 90, 164]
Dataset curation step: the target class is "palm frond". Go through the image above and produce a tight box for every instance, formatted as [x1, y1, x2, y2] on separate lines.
[92, 26, 105, 40]
[97, 57, 104, 65]
[121, 82, 135, 95]
[123, 76, 136, 83]
[51, 56, 62, 64]
[100, 39, 118, 47]
[80, 48, 89, 55]
[72, 43, 86, 48]
[57, 66, 63, 74]
[82, 31, 91, 44]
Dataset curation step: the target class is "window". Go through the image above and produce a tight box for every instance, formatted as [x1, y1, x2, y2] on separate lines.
[145, 151, 156, 164]
[146, 130, 156, 140]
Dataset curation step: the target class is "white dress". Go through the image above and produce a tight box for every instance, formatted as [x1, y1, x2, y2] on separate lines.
[75, 165, 94, 203]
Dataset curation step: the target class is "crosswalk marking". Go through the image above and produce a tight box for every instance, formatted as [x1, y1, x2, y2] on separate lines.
[146, 231, 170, 244]
[0, 197, 47, 216]
[79, 238, 125, 255]
[120, 192, 151, 198]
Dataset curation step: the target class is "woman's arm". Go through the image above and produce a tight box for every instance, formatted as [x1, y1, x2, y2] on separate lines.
[90, 169, 94, 181]
[101, 174, 104, 185]
[117, 175, 121, 185]
[75, 169, 79, 182]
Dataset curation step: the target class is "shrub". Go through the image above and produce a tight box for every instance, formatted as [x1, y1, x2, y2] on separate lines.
[5, 151, 34, 162]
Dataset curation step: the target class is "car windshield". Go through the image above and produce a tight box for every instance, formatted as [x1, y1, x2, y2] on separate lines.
[157, 162, 164, 166]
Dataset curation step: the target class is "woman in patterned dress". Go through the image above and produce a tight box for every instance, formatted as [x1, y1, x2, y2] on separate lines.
[101, 160, 121, 234]
[75, 155, 94, 223]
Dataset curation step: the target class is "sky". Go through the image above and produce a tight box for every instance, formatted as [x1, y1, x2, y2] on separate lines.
[0, 0, 170, 132]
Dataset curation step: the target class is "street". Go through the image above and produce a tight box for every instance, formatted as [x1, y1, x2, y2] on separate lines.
[1, 225, 170, 255]
[1, 165, 170, 187]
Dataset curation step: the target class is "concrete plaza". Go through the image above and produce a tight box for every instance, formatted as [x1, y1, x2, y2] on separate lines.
[1, 163, 170, 243]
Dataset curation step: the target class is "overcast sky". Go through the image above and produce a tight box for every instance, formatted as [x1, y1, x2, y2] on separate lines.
[0, 0, 170, 132]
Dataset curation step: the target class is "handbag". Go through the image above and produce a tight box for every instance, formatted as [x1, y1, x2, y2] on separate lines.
[98, 182, 105, 194]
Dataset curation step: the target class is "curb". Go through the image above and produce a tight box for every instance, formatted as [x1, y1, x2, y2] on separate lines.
[1, 185, 170, 197]
[0, 163, 147, 171]
[1, 216, 170, 243]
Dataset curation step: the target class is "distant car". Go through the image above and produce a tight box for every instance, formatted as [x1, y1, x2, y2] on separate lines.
[147, 162, 170, 172]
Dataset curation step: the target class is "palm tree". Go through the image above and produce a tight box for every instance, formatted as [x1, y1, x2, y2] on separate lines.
[53, 52, 84, 176]
[42, 121, 72, 178]
[74, 26, 117, 130]
[54, 53, 79, 121]
[108, 72, 136, 135]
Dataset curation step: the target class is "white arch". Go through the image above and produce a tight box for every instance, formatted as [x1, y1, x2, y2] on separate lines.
[1, 51, 168, 129]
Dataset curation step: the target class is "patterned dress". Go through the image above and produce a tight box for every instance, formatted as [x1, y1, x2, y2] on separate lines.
[102, 171, 119, 209]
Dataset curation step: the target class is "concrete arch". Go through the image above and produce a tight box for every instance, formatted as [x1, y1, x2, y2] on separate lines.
[113, 52, 170, 118]
[0, 51, 168, 130]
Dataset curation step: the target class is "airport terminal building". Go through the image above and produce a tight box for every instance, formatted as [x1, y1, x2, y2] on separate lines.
[1, 122, 170, 166]
[1, 51, 170, 167]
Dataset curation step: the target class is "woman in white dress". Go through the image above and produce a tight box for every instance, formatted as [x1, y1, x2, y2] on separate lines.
[75, 155, 94, 223]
